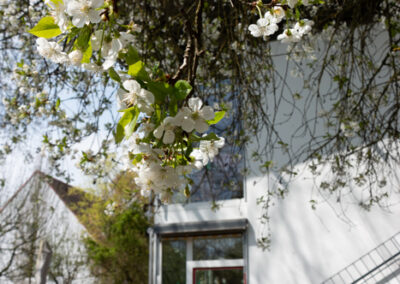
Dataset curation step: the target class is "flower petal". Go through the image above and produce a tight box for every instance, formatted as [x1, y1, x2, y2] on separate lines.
[91, 0, 104, 9]
[72, 15, 86, 28]
[163, 130, 175, 144]
[123, 80, 140, 93]
[88, 9, 101, 24]
[181, 117, 195, 132]
[140, 89, 155, 104]
[194, 119, 209, 133]
[200, 106, 215, 121]
[153, 126, 164, 139]
[188, 97, 202, 112]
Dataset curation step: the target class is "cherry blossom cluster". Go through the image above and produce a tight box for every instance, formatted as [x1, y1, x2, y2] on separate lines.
[248, 0, 316, 43]
[29, 0, 226, 201]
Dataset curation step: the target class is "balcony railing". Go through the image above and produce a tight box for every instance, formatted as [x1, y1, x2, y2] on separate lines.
[322, 232, 400, 284]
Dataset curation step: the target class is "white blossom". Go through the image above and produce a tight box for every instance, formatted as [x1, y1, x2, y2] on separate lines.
[104, 202, 115, 216]
[248, 12, 279, 39]
[45, 0, 69, 32]
[175, 97, 215, 133]
[277, 20, 313, 44]
[191, 136, 225, 169]
[340, 121, 360, 138]
[66, 0, 104, 28]
[287, 0, 298, 8]
[118, 80, 154, 115]
[82, 62, 104, 72]
[101, 38, 124, 70]
[135, 162, 182, 195]
[272, 7, 286, 23]
[140, 122, 155, 137]
[68, 50, 83, 65]
[277, 29, 301, 43]
[91, 31, 135, 69]
[36, 38, 67, 63]
[293, 19, 314, 36]
[153, 117, 176, 144]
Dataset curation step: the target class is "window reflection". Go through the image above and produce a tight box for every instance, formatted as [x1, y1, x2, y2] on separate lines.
[162, 240, 186, 284]
[194, 268, 244, 284]
[189, 144, 244, 202]
[193, 235, 243, 260]
[170, 95, 244, 204]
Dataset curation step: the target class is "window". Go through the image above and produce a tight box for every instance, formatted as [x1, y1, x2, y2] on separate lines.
[162, 240, 186, 284]
[194, 267, 244, 284]
[161, 234, 246, 284]
[170, 96, 245, 204]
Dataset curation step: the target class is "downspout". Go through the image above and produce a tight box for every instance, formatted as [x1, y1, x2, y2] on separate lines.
[147, 227, 154, 284]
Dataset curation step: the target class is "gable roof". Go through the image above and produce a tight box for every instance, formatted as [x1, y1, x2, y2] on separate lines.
[0, 170, 103, 241]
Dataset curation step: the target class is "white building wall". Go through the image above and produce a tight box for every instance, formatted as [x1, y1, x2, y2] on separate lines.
[155, 165, 400, 283]
[154, 25, 400, 283]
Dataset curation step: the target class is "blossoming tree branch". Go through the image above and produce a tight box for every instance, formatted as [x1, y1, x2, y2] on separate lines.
[27, 0, 319, 200]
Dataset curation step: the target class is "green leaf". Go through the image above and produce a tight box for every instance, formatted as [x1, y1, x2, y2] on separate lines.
[125, 46, 140, 65]
[81, 40, 92, 63]
[115, 123, 125, 144]
[173, 80, 192, 100]
[115, 107, 140, 143]
[261, 161, 273, 169]
[55, 98, 61, 110]
[168, 98, 178, 117]
[43, 135, 49, 144]
[108, 67, 121, 83]
[147, 81, 171, 103]
[200, 133, 220, 141]
[75, 25, 92, 51]
[17, 60, 24, 68]
[191, 133, 219, 142]
[28, 16, 62, 38]
[128, 61, 150, 81]
[49, 0, 64, 5]
[190, 133, 202, 142]
[131, 154, 143, 165]
[125, 108, 140, 137]
[207, 111, 225, 125]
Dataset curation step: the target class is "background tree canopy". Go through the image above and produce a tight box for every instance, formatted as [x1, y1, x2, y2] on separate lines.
[0, 0, 399, 211]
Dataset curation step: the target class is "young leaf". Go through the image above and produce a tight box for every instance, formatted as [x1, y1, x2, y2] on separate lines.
[81, 40, 92, 63]
[49, 0, 63, 5]
[115, 123, 125, 144]
[190, 133, 219, 142]
[125, 46, 140, 65]
[108, 67, 121, 83]
[200, 133, 220, 141]
[115, 107, 140, 143]
[55, 98, 61, 110]
[147, 81, 171, 103]
[128, 61, 150, 81]
[207, 111, 225, 125]
[28, 16, 62, 38]
[125, 108, 140, 137]
[76, 25, 92, 51]
[174, 80, 192, 101]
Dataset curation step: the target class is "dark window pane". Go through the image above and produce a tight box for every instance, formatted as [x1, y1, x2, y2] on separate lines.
[193, 236, 243, 260]
[162, 240, 186, 284]
[194, 268, 244, 284]
[171, 96, 244, 204]
[189, 144, 244, 202]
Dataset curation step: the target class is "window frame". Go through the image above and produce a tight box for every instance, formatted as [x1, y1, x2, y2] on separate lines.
[190, 262, 245, 284]
[151, 219, 248, 284]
